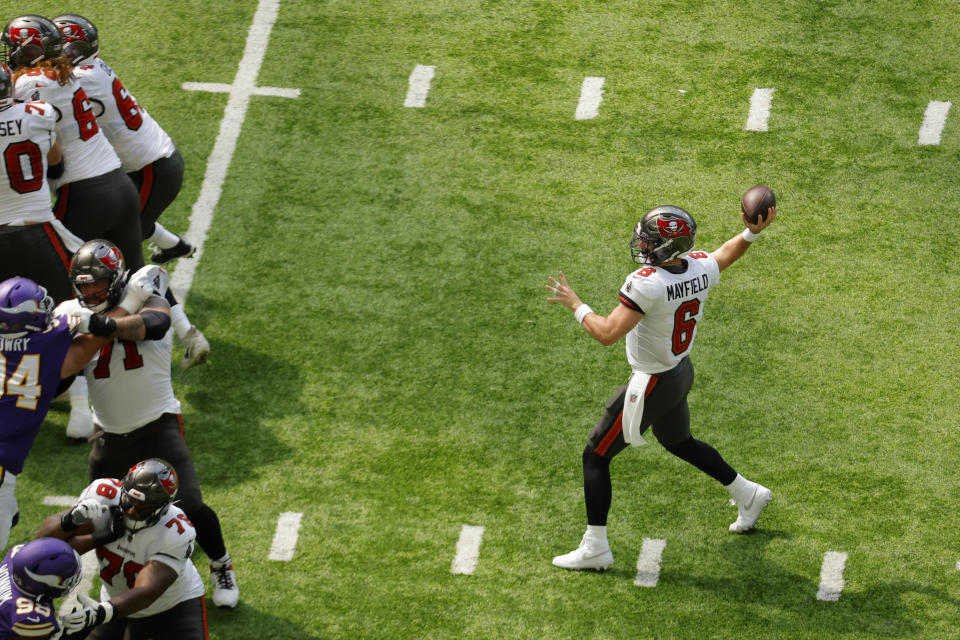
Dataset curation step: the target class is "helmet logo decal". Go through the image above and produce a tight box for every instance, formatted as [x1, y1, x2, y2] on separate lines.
[657, 217, 691, 239]
[61, 25, 87, 42]
[96, 246, 122, 271]
[23, 566, 65, 588]
[13, 27, 39, 45]
[159, 468, 178, 495]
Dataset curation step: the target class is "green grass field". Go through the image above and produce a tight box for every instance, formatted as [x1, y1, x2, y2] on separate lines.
[9, 0, 960, 638]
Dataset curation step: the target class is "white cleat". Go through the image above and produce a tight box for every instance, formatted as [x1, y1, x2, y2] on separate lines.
[66, 405, 95, 440]
[729, 483, 772, 533]
[552, 534, 614, 571]
[181, 326, 211, 369]
[210, 560, 239, 609]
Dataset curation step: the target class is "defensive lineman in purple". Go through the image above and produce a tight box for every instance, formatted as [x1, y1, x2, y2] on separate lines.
[0, 537, 81, 639]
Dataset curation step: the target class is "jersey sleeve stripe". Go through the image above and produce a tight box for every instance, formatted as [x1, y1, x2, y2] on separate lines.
[618, 293, 643, 313]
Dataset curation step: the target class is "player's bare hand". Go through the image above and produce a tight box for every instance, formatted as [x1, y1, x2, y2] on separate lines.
[546, 271, 583, 311]
[743, 206, 777, 233]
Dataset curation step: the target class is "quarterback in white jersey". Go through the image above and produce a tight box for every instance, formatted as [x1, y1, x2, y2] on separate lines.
[618, 250, 720, 374]
[546, 201, 778, 572]
[36, 459, 210, 639]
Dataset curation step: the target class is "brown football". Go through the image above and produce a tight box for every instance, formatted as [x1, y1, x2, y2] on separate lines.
[741, 184, 776, 224]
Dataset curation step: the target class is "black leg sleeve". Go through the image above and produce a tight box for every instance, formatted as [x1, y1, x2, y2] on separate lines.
[663, 437, 737, 485]
[582, 445, 613, 526]
[185, 504, 227, 561]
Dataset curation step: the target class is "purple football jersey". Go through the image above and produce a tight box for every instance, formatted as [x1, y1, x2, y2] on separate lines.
[0, 316, 74, 474]
[0, 550, 59, 639]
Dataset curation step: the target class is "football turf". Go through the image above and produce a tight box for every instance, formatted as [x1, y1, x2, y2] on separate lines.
[12, 1, 960, 638]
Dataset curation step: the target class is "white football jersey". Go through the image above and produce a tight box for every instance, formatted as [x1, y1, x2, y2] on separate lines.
[618, 252, 721, 373]
[72, 57, 175, 172]
[56, 294, 180, 432]
[13, 67, 121, 185]
[78, 478, 205, 618]
[0, 101, 58, 224]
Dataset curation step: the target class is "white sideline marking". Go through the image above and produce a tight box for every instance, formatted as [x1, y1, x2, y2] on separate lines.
[918, 100, 951, 145]
[575, 76, 605, 120]
[451, 525, 485, 575]
[745, 88, 775, 132]
[172, 0, 300, 302]
[816, 551, 848, 601]
[43, 495, 77, 506]
[269, 512, 303, 561]
[956, 560, 960, 571]
[634, 538, 667, 587]
[403, 65, 436, 108]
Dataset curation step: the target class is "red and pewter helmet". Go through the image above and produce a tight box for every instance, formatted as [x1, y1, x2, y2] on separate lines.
[69, 239, 128, 313]
[630, 205, 697, 265]
[1, 15, 63, 70]
[121, 458, 179, 532]
[52, 14, 99, 65]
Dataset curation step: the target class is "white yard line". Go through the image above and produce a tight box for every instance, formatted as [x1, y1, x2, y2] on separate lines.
[172, 0, 300, 302]
[42, 495, 77, 506]
[745, 88, 775, 132]
[450, 525, 485, 575]
[268, 511, 304, 561]
[816, 551, 848, 601]
[575, 77, 606, 120]
[403, 65, 437, 108]
[918, 100, 951, 145]
[634, 538, 667, 587]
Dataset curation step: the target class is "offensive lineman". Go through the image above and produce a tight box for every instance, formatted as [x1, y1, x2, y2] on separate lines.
[3, 15, 142, 271]
[36, 459, 210, 639]
[57, 241, 239, 609]
[0, 61, 82, 304]
[546, 202, 776, 571]
[52, 14, 210, 370]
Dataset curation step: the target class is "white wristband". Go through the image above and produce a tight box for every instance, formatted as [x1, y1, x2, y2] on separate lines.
[101, 601, 115, 623]
[574, 304, 593, 325]
[741, 228, 760, 243]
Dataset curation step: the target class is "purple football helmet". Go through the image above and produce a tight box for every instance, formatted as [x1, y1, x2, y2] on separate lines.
[0, 277, 54, 334]
[10, 538, 82, 598]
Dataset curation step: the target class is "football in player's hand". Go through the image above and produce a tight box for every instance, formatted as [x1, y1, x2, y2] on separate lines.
[741, 184, 776, 224]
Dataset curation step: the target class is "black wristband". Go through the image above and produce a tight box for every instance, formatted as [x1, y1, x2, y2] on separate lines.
[60, 510, 79, 532]
[47, 159, 64, 179]
[88, 314, 117, 337]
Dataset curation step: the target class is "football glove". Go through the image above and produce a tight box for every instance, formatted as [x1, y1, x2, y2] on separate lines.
[60, 593, 114, 635]
[60, 498, 107, 532]
[91, 505, 126, 547]
[69, 309, 116, 337]
[119, 265, 168, 313]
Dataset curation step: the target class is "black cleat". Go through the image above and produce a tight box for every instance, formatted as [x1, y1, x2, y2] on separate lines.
[150, 239, 196, 264]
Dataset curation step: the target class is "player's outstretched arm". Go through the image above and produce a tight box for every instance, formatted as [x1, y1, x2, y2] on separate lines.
[546, 271, 643, 345]
[711, 207, 777, 272]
